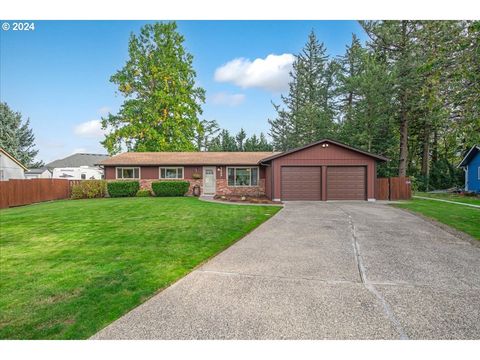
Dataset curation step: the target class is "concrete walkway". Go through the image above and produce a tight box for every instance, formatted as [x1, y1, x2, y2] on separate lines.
[413, 195, 480, 209]
[93, 202, 480, 339]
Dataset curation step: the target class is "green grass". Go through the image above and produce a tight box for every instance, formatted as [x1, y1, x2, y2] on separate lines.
[414, 192, 480, 206]
[394, 198, 480, 240]
[0, 197, 281, 339]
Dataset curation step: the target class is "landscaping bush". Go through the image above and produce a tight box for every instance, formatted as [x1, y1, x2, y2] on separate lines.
[107, 181, 140, 197]
[71, 180, 107, 199]
[136, 189, 151, 197]
[152, 181, 190, 197]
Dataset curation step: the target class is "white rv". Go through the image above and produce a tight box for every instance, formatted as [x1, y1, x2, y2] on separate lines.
[47, 153, 109, 180]
[52, 166, 104, 180]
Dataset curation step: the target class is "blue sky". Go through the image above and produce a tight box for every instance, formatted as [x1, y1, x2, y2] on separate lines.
[1, 20, 367, 162]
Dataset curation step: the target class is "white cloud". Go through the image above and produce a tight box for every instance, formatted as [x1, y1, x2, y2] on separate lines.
[210, 92, 246, 106]
[74, 120, 106, 138]
[214, 53, 295, 92]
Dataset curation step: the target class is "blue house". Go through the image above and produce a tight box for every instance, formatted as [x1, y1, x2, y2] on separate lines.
[458, 145, 480, 193]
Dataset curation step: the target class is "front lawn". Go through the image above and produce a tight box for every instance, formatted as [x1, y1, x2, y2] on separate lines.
[394, 198, 479, 240]
[414, 192, 480, 206]
[0, 197, 281, 339]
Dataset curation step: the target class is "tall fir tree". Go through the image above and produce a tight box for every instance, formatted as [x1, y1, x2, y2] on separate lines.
[208, 129, 237, 151]
[235, 128, 247, 151]
[0, 102, 43, 168]
[269, 31, 337, 151]
[360, 20, 421, 176]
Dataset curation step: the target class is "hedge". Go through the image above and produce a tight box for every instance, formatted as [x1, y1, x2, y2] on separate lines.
[152, 181, 190, 197]
[136, 189, 151, 197]
[71, 180, 107, 199]
[107, 181, 140, 197]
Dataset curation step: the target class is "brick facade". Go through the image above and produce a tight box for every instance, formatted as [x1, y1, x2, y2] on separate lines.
[137, 178, 203, 196]
[215, 178, 266, 197]
[134, 178, 265, 197]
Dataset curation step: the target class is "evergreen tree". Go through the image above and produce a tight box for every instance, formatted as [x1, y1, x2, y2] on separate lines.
[244, 132, 273, 151]
[360, 21, 423, 177]
[235, 128, 247, 151]
[196, 119, 220, 151]
[101, 22, 205, 154]
[208, 129, 237, 151]
[269, 31, 337, 150]
[336, 38, 398, 176]
[0, 102, 43, 168]
[258, 133, 273, 151]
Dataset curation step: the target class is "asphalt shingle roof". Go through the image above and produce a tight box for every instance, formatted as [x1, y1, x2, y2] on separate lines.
[99, 152, 279, 166]
[46, 153, 109, 169]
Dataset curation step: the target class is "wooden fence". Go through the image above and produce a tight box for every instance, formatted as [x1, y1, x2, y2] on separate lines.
[0, 179, 72, 209]
[375, 176, 412, 201]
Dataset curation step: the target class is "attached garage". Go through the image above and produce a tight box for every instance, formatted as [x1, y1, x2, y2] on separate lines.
[281, 166, 321, 200]
[326, 166, 366, 200]
[261, 139, 387, 201]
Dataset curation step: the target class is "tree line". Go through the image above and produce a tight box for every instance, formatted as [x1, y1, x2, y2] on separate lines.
[269, 21, 479, 190]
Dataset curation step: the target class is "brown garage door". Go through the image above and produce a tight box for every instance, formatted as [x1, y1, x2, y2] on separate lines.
[327, 166, 366, 200]
[281, 166, 321, 200]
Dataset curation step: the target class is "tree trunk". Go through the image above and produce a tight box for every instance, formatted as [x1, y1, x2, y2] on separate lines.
[432, 129, 438, 163]
[398, 99, 409, 177]
[421, 125, 431, 190]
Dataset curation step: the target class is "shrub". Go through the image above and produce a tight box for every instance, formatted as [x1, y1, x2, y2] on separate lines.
[136, 189, 151, 197]
[152, 181, 190, 197]
[107, 181, 140, 197]
[71, 180, 107, 199]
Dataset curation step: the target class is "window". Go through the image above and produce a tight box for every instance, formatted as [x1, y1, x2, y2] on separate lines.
[227, 167, 259, 187]
[81, 173, 86, 180]
[160, 167, 183, 179]
[116, 167, 140, 179]
[478, 166, 480, 180]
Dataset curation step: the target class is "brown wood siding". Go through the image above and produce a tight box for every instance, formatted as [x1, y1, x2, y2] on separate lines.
[281, 166, 321, 200]
[141, 166, 159, 179]
[271, 142, 376, 200]
[265, 166, 272, 199]
[326, 166, 366, 200]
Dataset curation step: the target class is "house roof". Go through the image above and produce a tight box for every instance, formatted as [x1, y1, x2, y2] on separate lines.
[259, 138, 389, 163]
[25, 167, 51, 174]
[0, 147, 28, 171]
[46, 153, 109, 169]
[458, 145, 480, 168]
[99, 151, 280, 166]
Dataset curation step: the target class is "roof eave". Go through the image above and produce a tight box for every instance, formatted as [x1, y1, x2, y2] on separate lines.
[458, 145, 480, 168]
[0, 148, 28, 171]
[259, 138, 389, 163]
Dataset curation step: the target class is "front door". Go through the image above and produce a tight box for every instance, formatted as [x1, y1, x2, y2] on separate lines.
[203, 166, 216, 195]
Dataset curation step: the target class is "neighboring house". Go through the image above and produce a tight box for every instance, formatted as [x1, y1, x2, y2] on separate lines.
[458, 145, 480, 193]
[47, 153, 109, 180]
[99, 139, 388, 201]
[0, 148, 27, 180]
[24, 167, 52, 179]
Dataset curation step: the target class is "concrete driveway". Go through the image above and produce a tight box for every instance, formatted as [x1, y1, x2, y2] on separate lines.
[93, 202, 480, 339]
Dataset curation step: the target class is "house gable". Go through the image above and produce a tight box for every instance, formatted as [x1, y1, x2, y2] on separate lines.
[260, 139, 388, 163]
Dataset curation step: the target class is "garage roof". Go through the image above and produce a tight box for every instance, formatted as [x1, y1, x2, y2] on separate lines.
[259, 139, 388, 163]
